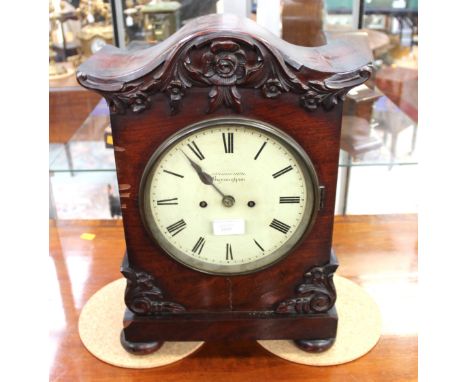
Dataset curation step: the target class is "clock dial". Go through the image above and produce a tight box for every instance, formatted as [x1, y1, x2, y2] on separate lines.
[141, 119, 319, 274]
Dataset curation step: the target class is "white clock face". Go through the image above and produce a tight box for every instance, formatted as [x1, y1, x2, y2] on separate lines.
[141, 119, 319, 275]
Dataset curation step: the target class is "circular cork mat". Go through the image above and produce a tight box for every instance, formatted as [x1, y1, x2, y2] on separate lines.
[258, 275, 381, 366]
[78, 278, 204, 369]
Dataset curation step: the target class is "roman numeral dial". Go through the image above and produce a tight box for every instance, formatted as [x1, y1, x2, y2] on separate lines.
[270, 219, 291, 234]
[166, 219, 187, 236]
[144, 123, 317, 275]
[156, 197, 178, 205]
[163, 169, 184, 178]
[192, 237, 206, 255]
[272, 165, 293, 178]
[226, 243, 233, 260]
[254, 239, 265, 252]
[222, 132, 234, 153]
[187, 141, 204, 160]
[254, 141, 267, 160]
[280, 196, 300, 204]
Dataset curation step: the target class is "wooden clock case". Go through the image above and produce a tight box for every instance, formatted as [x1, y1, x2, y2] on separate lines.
[77, 14, 372, 354]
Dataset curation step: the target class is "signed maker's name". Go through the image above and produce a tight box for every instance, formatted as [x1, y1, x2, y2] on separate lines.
[212, 172, 246, 183]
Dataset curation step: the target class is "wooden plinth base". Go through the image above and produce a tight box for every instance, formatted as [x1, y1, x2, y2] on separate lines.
[79, 276, 380, 367]
[121, 308, 337, 353]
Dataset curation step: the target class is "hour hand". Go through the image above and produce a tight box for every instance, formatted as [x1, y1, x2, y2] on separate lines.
[181, 151, 234, 207]
[182, 151, 214, 185]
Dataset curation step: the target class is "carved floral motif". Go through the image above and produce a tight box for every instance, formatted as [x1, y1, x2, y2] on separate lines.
[201, 41, 246, 83]
[165, 80, 185, 114]
[262, 78, 284, 99]
[187, 40, 249, 112]
[121, 266, 185, 315]
[275, 260, 338, 314]
[77, 34, 372, 115]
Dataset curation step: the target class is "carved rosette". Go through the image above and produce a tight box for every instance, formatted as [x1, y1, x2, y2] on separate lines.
[192, 40, 247, 112]
[77, 35, 372, 115]
[121, 266, 185, 315]
[275, 261, 338, 314]
[152, 35, 310, 115]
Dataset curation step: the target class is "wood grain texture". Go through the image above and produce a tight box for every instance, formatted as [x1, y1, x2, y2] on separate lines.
[49, 215, 417, 381]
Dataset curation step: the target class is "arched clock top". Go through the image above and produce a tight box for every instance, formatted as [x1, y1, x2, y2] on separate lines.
[77, 14, 372, 115]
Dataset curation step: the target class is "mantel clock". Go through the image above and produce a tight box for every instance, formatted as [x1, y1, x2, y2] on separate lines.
[77, 14, 372, 354]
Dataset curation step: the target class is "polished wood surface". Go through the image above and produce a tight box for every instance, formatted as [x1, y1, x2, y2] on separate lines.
[49, 215, 417, 381]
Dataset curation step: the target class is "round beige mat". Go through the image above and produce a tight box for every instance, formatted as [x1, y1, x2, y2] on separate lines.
[258, 275, 381, 366]
[78, 278, 204, 369]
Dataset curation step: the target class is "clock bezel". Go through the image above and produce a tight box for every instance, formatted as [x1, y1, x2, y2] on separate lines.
[139, 117, 321, 276]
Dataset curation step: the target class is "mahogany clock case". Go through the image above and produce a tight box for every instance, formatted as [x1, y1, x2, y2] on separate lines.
[77, 14, 372, 349]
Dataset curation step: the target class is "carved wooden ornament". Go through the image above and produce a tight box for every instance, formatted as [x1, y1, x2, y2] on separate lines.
[77, 14, 372, 116]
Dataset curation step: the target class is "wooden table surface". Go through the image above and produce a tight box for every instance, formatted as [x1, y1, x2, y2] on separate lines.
[49, 215, 417, 381]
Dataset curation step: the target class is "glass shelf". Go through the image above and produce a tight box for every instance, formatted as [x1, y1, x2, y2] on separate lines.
[49, 86, 418, 175]
[49, 85, 417, 219]
[49, 98, 115, 173]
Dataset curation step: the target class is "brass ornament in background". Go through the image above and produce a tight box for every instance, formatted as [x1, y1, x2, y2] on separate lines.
[76, 0, 114, 57]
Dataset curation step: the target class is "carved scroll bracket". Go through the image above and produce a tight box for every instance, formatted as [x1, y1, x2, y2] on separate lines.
[300, 65, 373, 111]
[275, 253, 339, 314]
[121, 256, 185, 315]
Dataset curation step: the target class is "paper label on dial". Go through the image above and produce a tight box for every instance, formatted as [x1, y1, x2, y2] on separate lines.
[212, 219, 245, 236]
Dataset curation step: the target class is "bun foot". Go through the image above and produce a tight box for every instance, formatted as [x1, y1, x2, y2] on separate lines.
[120, 330, 164, 355]
[294, 338, 335, 353]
